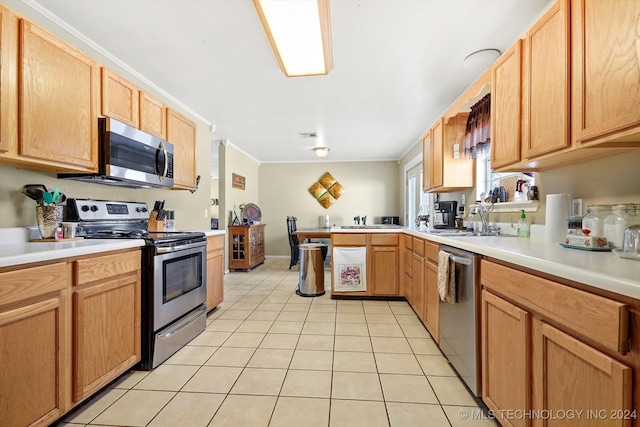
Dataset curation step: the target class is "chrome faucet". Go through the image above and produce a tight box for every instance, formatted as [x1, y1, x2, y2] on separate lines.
[477, 199, 496, 235]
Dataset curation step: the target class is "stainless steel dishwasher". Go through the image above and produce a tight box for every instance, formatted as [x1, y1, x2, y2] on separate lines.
[438, 244, 481, 397]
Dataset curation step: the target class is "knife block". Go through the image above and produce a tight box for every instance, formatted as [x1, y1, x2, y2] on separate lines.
[149, 211, 164, 232]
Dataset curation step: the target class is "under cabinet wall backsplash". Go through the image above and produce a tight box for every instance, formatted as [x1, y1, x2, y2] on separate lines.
[0, 164, 211, 230]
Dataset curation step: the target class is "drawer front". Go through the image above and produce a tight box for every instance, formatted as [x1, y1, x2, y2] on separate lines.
[75, 251, 141, 286]
[332, 233, 367, 246]
[424, 241, 439, 262]
[404, 248, 413, 277]
[369, 234, 399, 246]
[207, 235, 224, 252]
[403, 234, 413, 250]
[412, 238, 425, 257]
[0, 262, 68, 307]
[481, 260, 629, 354]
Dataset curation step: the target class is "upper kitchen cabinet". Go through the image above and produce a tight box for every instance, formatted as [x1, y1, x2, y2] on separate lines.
[0, 5, 18, 155]
[423, 114, 474, 192]
[523, 0, 570, 159]
[491, 39, 523, 170]
[167, 108, 197, 190]
[140, 92, 166, 140]
[571, 0, 640, 147]
[19, 20, 99, 172]
[101, 68, 140, 128]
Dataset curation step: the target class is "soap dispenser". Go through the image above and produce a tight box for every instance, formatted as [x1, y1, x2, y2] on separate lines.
[516, 210, 530, 237]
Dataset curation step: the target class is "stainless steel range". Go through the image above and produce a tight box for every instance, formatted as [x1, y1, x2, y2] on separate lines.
[65, 198, 207, 370]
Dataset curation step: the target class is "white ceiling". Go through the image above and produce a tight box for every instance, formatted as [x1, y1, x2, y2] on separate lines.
[27, 0, 552, 176]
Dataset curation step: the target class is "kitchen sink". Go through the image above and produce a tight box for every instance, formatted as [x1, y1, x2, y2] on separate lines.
[426, 230, 516, 237]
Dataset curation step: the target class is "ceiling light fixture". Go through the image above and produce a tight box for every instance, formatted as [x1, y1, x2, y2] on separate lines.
[253, 0, 333, 77]
[313, 147, 330, 158]
[463, 49, 501, 71]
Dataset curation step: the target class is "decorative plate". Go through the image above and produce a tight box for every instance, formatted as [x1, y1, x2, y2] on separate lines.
[328, 182, 345, 199]
[559, 243, 611, 252]
[318, 192, 336, 209]
[309, 182, 327, 199]
[243, 203, 261, 222]
[319, 172, 336, 189]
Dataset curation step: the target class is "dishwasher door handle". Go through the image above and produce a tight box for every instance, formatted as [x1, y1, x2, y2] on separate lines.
[449, 254, 472, 266]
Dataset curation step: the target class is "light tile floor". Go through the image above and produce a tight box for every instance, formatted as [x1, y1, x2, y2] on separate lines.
[58, 258, 498, 427]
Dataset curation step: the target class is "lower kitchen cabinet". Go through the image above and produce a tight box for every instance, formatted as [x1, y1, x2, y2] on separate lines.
[532, 319, 632, 427]
[411, 238, 425, 319]
[0, 248, 142, 426]
[0, 262, 70, 427]
[206, 234, 224, 311]
[481, 260, 634, 427]
[481, 290, 530, 427]
[369, 234, 399, 295]
[72, 250, 141, 403]
[424, 259, 439, 343]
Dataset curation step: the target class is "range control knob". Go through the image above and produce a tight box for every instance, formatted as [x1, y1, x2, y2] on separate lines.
[90, 205, 98, 212]
[81, 205, 90, 212]
[136, 207, 148, 213]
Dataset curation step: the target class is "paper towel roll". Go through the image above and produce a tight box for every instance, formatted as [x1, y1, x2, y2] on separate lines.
[545, 194, 571, 242]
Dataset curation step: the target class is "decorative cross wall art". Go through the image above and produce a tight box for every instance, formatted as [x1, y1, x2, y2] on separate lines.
[308, 172, 345, 209]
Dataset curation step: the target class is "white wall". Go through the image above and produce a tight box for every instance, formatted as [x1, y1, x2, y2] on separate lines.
[259, 161, 401, 256]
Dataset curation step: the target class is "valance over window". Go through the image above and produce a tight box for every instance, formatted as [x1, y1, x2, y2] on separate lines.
[464, 93, 491, 159]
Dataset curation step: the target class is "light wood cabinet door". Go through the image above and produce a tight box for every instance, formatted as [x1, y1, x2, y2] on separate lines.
[411, 252, 425, 321]
[370, 246, 399, 295]
[0, 262, 70, 427]
[531, 319, 632, 427]
[422, 131, 432, 191]
[0, 5, 18, 154]
[523, 0, 570, 159]
[481, 290, 530, 427]
[73, 272, 141, 402]
[167, 108, 197, 189]
[140, 92, 166, 139]
[206, 235, 224, 311]
[20, 20, 98, 171]
[101, 68, 139, 128]
[424, 260, 439, 343]
[491, 39, 523, 169]
[431, 119, 444, 189]
[571, 0, 640, 146]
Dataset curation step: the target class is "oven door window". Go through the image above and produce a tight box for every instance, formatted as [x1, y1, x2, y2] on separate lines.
[163, 252, 203, 303]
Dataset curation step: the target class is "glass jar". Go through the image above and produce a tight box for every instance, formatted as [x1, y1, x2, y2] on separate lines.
[604, 205, 630, 248]
[582, 205, 612, 237]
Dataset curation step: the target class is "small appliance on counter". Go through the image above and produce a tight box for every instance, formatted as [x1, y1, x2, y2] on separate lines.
[381, 216, 399, 225]
[433, 201, 458, 229]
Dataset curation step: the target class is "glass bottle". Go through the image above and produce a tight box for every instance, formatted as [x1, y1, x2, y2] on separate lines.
[582, 205, 612, 237]
[604, 205, 630, 248]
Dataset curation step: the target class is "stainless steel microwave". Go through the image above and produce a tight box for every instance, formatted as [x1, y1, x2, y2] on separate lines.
[59, 117, 174, 188]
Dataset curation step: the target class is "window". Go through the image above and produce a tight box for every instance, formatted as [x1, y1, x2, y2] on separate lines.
[406, 162, 429, 227]
[476, 151, 535, 203]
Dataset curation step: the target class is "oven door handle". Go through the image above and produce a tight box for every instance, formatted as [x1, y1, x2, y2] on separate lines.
[156, 241, 206, 254]
[449, 254, 472, 266]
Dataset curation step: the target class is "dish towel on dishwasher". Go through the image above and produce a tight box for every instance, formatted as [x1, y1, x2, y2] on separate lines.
[438, 250, 457, 303]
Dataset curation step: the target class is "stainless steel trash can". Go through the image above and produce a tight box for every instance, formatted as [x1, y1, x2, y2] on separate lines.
[297, 243, 326, 297]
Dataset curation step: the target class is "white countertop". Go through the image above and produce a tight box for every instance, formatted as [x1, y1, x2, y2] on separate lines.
[410, 229, 639, 299]
[0, 239, 145, 268]
[0, 228, 225, 268]
[333, 226, 639, 299]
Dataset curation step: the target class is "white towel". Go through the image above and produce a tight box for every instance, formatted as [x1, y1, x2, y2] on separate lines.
[437, 250, 457, 303]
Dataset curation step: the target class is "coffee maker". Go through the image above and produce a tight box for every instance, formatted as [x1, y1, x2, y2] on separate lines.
[433, 201, 458, 229]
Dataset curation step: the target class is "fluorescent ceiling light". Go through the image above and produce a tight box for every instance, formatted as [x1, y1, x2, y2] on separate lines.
[253, 0, 333, 77]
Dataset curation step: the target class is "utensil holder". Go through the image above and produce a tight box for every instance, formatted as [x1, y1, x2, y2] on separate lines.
[36, 205, 62, 239]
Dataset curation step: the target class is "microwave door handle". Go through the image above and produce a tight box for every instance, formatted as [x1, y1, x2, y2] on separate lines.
[156, 141, 169, 179]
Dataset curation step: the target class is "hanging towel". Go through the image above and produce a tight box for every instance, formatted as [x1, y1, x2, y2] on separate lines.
[437, 250, 457, 303]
